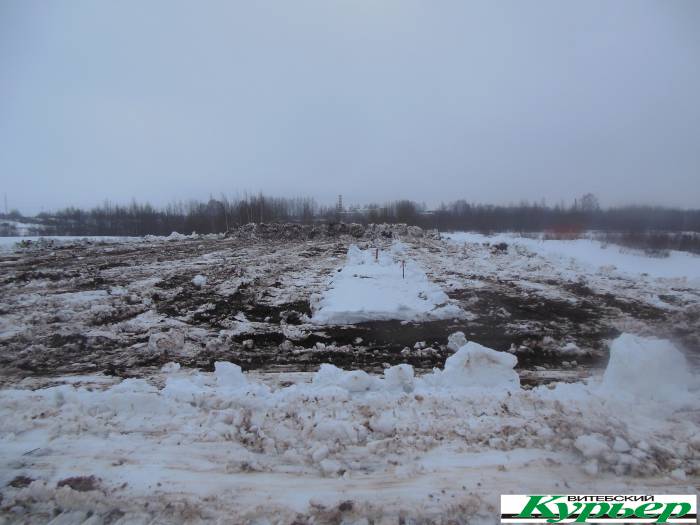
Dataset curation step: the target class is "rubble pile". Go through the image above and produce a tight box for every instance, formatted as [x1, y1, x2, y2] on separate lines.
[227, 222, 438, 241]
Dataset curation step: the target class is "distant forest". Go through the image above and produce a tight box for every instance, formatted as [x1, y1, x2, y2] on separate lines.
[2, 193, 700, 237]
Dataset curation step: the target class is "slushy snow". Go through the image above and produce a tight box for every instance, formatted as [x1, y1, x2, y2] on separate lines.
[311, 244, 464, 324]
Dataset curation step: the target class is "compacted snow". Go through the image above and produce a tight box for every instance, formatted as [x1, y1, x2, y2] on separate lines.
[311, 244, 464, 324]
[0, 334, 697, 523]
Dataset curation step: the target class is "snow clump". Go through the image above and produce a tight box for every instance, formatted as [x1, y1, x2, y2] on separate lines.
[423, 340, 520, 391]
[447, 331, 467, 351]
[599, 333, 694, 405]
[214, 361, 247, 388]
[310, 338, 518, 394]
[147, 329, 185, 354]
[192, 274, 207, 287]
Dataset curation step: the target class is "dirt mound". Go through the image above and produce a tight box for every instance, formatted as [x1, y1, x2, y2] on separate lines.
[226, 222, 437, 241]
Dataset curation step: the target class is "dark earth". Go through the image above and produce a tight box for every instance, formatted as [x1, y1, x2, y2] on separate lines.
[1, 226, 697, 386]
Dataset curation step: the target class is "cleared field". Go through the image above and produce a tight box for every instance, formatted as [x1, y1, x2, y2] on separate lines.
[0, 225, 698, 523]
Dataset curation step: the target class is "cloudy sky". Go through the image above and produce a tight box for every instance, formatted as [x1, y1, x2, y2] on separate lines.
[1, 0, 699, 214]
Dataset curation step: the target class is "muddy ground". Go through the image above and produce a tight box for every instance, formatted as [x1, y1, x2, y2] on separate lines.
[1, 227, 698, 386]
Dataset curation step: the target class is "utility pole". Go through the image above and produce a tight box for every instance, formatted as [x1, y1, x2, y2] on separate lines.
[3, 193, 7, 215]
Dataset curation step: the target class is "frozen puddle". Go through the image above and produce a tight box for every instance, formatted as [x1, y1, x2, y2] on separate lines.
[310, 244, 464, 324]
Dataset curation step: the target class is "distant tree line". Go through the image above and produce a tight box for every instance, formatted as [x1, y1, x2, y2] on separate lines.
[1, 193, 700, 236]
[421, 198, 700, 234]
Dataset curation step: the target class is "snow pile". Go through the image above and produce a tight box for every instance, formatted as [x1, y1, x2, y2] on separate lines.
[307, 340, 518, 393]
[313, 364, 376, 392]
[574, 434, 611, 463]
[599, 333, 694, 405]
[214, 361, 247, 388]
[311, 244, 464, 324]
[1, 334, 698, 522]
[383, 363, 415, 392]
[228, 222, 437, 241]
[423, 341, 520, 391]
[166, 231, 190, 241]
[446, 330, 467, 351]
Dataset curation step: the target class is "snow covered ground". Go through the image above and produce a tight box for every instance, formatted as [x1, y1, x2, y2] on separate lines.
[0, 226, 699, 522]
[0, 236, 141, 250]
[444, 232, 700, 282]
[0, 232, 201, 250]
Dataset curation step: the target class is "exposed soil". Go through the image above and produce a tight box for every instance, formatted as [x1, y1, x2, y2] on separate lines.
[0, 229, 696, 385]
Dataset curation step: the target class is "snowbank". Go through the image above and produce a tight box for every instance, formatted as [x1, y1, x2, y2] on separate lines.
[1, 334, 698, 522]
[310, 244, 464, 324]
[308, 340, 518, 393]
[599, 333, 694, 404]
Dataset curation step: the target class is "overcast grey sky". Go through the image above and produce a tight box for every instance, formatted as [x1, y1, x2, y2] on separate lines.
[1, 0, 699, 214]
